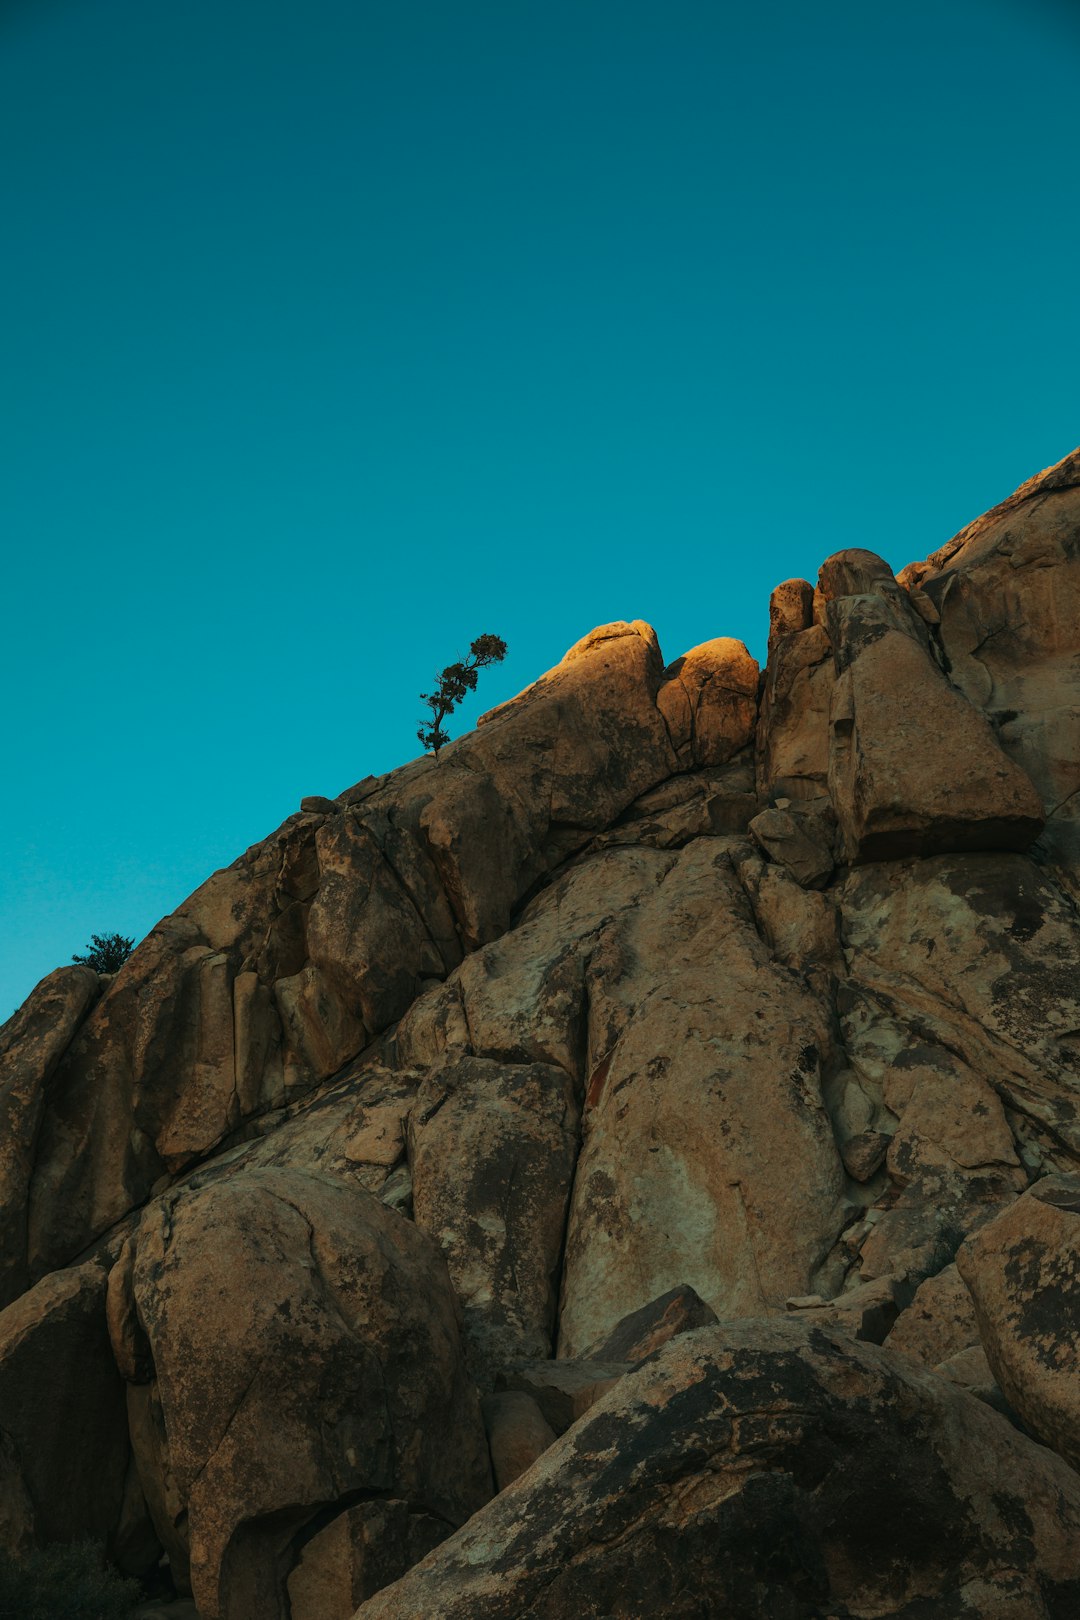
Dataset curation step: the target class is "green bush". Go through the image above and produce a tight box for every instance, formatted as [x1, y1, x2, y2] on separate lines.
[0, 1539, 141, 1620]
[72, 933, 134, 973]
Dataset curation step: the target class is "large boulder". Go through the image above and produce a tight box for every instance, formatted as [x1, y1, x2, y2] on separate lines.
[656, 637, 758, 769]
[822, 558, 1044, 863]
[0, 965, 99, 1307]
[111, 1167, 492, 1620]
[354, 1320, 1080, 1618]
[557, 838, 846, 1356]
[0, 1259, 129, 1552]
[957, 1174, 1080, 1470]
[903, 445, 1080, 880]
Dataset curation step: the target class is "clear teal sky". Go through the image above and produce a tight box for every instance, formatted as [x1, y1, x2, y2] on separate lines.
[2, 0, 1078, 1014]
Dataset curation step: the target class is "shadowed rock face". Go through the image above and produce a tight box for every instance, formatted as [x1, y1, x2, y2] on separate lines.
[0, 965, 99, 1307]
[110, 1167, 492, 1620]
[957, 1174, 1080, 1470]
[353, 1321, 1080, 1620]
[2, 448, 1080, 1616]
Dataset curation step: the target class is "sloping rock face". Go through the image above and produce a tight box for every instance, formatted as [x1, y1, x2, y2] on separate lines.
[2, 447, 1080, 1615]
[355, 1322, 1080, 1619]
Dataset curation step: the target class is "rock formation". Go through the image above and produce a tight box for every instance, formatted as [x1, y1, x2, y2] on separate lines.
[1, 446, 1079, 1617]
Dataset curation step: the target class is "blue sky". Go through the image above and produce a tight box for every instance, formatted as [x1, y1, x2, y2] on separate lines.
[2, 0, 1078, 1014]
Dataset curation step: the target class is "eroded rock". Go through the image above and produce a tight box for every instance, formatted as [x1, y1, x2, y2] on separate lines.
[354, 1320, 1080, 1619]
[558, 838, 846, 1356]
[957, 1174, 1080, 1470]
[113, 1167, 491, 1620]
[0, 1260, 128, 1552]
[0, 964, 99, 1306]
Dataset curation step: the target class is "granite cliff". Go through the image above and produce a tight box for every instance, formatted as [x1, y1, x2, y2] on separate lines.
[3, 447, 1080, 1618]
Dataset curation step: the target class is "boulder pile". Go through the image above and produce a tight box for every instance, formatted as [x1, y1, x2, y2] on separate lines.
[2, 447, 1080, 1617]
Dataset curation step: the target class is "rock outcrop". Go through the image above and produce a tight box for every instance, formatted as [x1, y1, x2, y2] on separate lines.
[2, 447, 1080, 1615]
[355, 1321, 1080, 1619]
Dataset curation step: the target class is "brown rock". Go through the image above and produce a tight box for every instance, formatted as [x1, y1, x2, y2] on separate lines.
[558, 838, 846, 1356]
[909, 446, 1080, 879]
[394, 845, 675, 1087]
[825, 586, 1044, 862]
[0, 964, 99, 1306]
[494, 1358, 633, 1435]
[933, 1343, 1012, 1416]
[354, 1320, 1080, 1619]
[656, 638, 758, 769]
[481, 1391, 558, 1490]
[839, 854, 1080, 1172]
[884, 1263, 980, 1368]
[756, 622, 834, 802]
[287, 1501, 446, 1619]
[472, 618, 677, 835]
[117, 1167, 492, 1620]
[213, 1059, 419, 1201]
[304, 811, 444, 1040]
[585, 1284, 718, 1363]
[0, 1260, 128, 1551]
[766, 577, 814, 662]
[407, 1057, 580, 1378]
[783, 1273, 906, 1343]
[956, 1174, 1080, 1470]
[126, 1380, 191, 1592]
[748, 804, 834, 888]
[28, 917, 234, 1279]
[733, 847, 843, 989]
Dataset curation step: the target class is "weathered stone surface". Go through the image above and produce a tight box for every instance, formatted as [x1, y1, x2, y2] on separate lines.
[766, 577, 814, 662]
[825, 584, 1044, 863]
[884, 1262, 980, 1367]
[0, 1260, 128, 1552]
[354, 1320, 1080, 1619]
[756, 622, 833, 801]
[494, 1359, 631, 1435]
[783, 1273, 907, 1344]
[957, 1174, 1080, 1471]
[407, 1057, 579, 1378]
[481, 1392, 557, 1491]
[585, 1284, 718, 1363]
[815, 545, 901, 609]
[732, 845, 843, 991]
[287, 1501, 446, 1619]
[589, 757, 759, 850]
[748, 804, 834, 888]
[933, 1343, 1011, 1416]
[0, 964, 99, 1307]
[906, 445, 1080, 879]
[656, 638, 758, 769]
[839, 853, 1080, 1176]
[395, 845, 673, 1086]
[115, 1167, 491, 1620]
[558, 838, 846, 1356]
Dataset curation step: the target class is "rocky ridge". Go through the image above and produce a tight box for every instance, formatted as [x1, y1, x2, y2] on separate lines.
[2, 447, 1080, 1617]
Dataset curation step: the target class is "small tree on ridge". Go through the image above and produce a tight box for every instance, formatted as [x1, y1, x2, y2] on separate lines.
[418, 634, 507, 758]
[73, 932, 134, 973]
